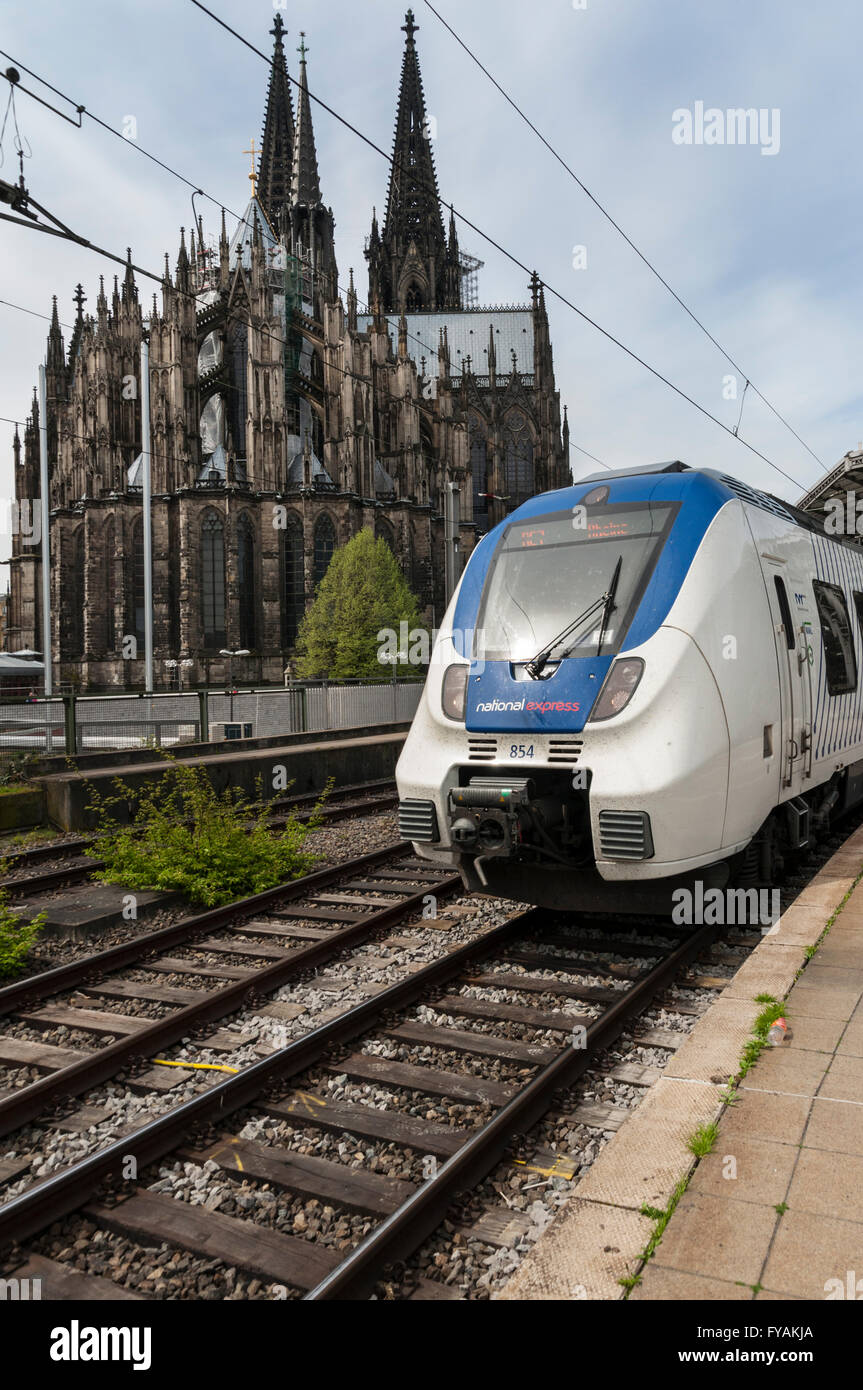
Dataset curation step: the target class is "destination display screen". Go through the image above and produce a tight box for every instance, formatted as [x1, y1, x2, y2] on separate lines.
[507, 508, 659, 552]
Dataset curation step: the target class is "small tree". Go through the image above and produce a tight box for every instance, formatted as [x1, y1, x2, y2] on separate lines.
[296, 529, 426, 680]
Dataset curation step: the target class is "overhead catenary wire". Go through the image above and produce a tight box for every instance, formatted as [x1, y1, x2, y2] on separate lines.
[0, 47, 495, 403]
[419, 0, 827, 477]
[3, 49, 610, 477]
[185, 0, 811, 495]
[2, 18, 808, 493]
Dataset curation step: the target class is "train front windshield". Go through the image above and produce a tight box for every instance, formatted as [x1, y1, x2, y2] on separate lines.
[475, 502, 678, 663]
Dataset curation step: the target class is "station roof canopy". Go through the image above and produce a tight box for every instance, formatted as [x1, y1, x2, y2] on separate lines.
[797, 446, 863, 541]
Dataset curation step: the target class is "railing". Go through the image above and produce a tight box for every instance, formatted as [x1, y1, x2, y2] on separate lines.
[0, 681, 424, 757]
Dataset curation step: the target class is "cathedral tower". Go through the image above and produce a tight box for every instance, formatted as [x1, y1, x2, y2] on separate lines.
[256, 13, 295, 238]
[366, 10, 461, 314]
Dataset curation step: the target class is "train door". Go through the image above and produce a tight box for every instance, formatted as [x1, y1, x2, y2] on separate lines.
[768, 572, 813, 794]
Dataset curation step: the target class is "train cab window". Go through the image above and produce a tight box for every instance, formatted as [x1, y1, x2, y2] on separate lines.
[812, 580, 857, 695]
[773, 577, 795, 651]
[852, 591, 863, 643]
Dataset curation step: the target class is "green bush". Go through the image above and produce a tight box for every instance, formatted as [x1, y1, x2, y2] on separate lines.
[88, 761, 327, 908]
[0, 891, 46, 979]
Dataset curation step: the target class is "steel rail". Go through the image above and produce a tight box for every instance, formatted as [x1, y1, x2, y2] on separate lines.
[0, 849, 461, 1138]
[0, 842, 409, 1018]
[0, 907, 544, 1252]
[303, 919, 719, 1300]
[0, 782, 398, 897]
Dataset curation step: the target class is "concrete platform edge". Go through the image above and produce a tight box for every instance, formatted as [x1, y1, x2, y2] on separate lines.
[496, 825, 863, 1301]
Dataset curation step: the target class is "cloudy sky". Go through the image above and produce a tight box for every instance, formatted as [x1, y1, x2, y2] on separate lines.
[1, 0, 861, 580]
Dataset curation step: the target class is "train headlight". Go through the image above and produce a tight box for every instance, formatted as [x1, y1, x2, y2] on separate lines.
[589, 658, 644, 721]
[442, 663, 469, 721]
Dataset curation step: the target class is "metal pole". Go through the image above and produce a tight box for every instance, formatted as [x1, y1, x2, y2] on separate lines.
[37, 365, 52, 698]
[140, 341, 154, 692]
[444, 480, 460, 607]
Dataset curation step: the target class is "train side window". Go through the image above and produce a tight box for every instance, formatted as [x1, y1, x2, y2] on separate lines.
[813, 580, 857, 695]
[773, 577, 795, 650]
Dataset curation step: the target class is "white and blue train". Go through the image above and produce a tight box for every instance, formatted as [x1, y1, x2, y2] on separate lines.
[396, 462, 863, 913]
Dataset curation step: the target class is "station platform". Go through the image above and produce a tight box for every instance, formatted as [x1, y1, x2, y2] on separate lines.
[34, 724, 409, 830]
[498, 825, 863, 1302]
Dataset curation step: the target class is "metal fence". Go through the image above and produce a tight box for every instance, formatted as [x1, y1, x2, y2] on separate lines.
[0, 681, 424, 757]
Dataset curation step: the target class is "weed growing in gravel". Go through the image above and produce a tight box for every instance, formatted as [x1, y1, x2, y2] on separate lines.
[87, 759, 330, 907]
[0, 875, 46, 978]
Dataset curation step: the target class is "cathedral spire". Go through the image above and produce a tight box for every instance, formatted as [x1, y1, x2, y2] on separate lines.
[257, 12, 295, 238]
[67, 284, 86, 370]
[176, 226, 190, 291]
[287, 34, 337, 309]
[123, 248, 138, 302]
[366, 10, 459, 314]
[46, 296, 64, 374]
[290, 34, 322, 208]
[347, 266, 358, 331]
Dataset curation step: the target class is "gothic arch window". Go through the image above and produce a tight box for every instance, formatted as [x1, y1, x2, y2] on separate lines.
[201, 510, 226, 648]
[469, 411, 489, 530]
[126, 517, 145, 647]
[285, 391, 301, 438]
[409, 521, 423, 595]
[103, 516, 115, 653]
[310, 350, 324, 388]
[503, 411, 535, 508]
[313, 514, 336, 587]
[311, 410, 324, 461]
[282, 514, 304, 649]
[227, 320, 248, 463]
[405, 283, 424, 312]
[237, 512, 256, 651]
[65, 526, 85, 658]
[375, 516, 396, 552]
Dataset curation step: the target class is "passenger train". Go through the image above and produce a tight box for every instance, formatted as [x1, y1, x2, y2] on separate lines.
[396, 462, 863, 913]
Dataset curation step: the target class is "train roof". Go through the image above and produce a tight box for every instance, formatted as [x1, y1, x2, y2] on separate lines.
[567, 461, 862, 553]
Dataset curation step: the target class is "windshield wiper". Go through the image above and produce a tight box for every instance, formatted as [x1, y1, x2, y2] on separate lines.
[524, 557, 623, 680]
[525, 594, 607, 680]
[594, 555, 622, 658]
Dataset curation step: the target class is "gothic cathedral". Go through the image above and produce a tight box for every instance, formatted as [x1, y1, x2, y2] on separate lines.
[7, 10, 570, 689]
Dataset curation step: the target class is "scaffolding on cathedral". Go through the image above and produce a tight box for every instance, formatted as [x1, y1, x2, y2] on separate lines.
[459, 251, 485, 309]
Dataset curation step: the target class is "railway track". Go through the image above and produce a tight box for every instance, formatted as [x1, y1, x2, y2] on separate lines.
[1, 814, 856, 1299]
[0, 900, 721, 1300]
[0, 842, 460, 1140]
[0, 779, 398, 899]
